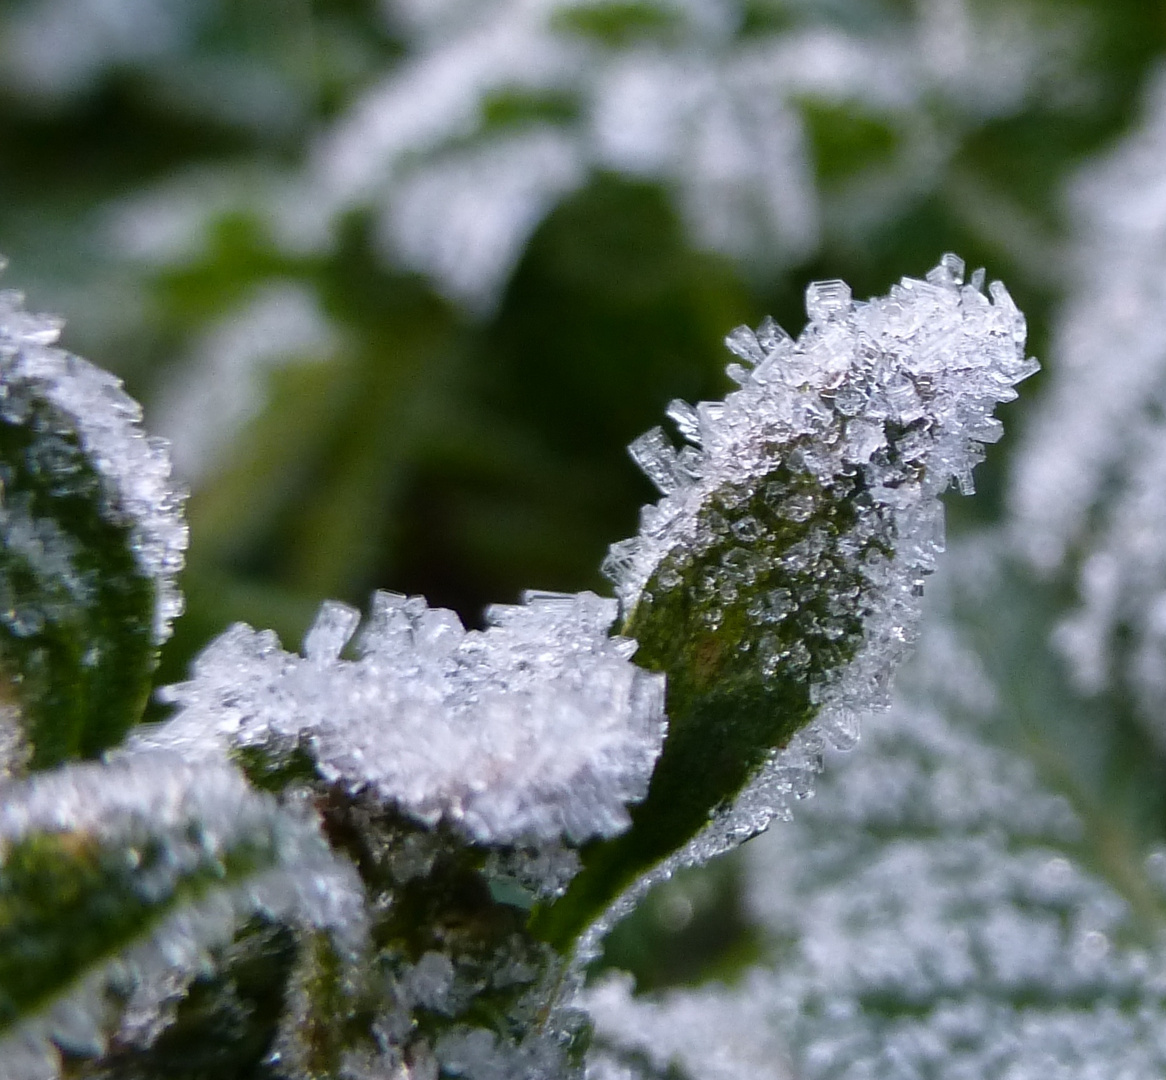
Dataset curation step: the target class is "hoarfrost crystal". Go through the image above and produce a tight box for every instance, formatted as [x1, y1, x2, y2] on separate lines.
[590, 256, 1034, 945]
[0, 753, 364, 1080]
[590, 612, 1166, 1079]
[0, 278, 188, 641]
[150, 589, 667, 848]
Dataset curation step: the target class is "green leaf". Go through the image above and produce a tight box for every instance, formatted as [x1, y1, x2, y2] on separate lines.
[0, 289, 187, 770]
[534, 260, 1036, 950]
[0, 402, 156, 768]
[0, 753, 364, 1078]
[585, 553, 1166, 1077]
[534, 468, 875, 948]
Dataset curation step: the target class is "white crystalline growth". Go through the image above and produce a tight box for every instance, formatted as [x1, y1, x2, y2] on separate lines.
[1008, 67, 1166, 743]
[585, 972, 792, 1080]
[153, 281, 339, 483]
[589, 627, 1166, 1080]
[0, 752, 365, 1080]
[743, 685, 1166, 1077]
[597, 255, 1033, 864]
[0, 274, 188, 641]
[286, 0, 1068, 309]
[149, 589, 667, 847]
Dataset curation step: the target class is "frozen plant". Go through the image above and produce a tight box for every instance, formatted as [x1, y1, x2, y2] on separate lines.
[0, 254, 1032, 1079]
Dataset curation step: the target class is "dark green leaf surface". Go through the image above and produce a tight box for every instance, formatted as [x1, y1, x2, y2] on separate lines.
[0, 397, 156, 769]
[535, 467, 876, 948]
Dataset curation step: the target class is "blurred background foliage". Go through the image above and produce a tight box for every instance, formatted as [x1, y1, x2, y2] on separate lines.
[3, 0, 1166, 996]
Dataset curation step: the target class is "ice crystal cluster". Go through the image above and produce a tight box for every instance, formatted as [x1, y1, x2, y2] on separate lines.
[602, 256, 1034, 873]
[1009, 67, 1166, 747]
[0, 274, 187, 641]
[0, 254, 1035, 1080]
[148, 589, 667, 850]
[0, 753, 363, 1080]
[587, 597, 1166, 1079]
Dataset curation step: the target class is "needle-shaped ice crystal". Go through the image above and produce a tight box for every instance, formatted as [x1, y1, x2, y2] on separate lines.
[608, 253, 1033, 834]
[148, 589, 667, 849]
[0, 752, 364, 1080]
[0, 275, 188, 642]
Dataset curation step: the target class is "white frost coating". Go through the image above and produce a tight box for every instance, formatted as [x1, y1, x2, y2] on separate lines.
[0, 753, 365, 1080]
[0, 0, 196, 99]
[574, 257, 1034, 961]
[738, 687, 1166, 1077]
[148, 589, 667, 846]
[588, 628, 1166, 1079]
[288, 0, 1065, 307]
[0, 277, 188, 641]
[375, 128, 587, 311]
[1008, 68, 1166, 742]
[585, 972, 792, 1080]
[153, 282, 339, 482]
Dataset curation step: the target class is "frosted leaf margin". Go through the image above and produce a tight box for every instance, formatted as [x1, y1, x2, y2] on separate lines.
[147, 589, 667, 849]
[0, 272, 188, 642]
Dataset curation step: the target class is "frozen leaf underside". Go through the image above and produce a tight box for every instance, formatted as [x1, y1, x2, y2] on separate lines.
[537, 256, 1036, 951]
[0, 754, 363, 1080]
[0, 284, 187, 770]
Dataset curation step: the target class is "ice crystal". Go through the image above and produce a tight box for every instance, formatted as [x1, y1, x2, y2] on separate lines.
[0, 276, 188, 641]
[582, 257, 1033, 944]
[585, 972, 791, 1080]
[590, 616, 1166, 1080]
[147, 589, 667, 850]
[0, 752, 364, 1080]
[1008, 67, 1166, 742]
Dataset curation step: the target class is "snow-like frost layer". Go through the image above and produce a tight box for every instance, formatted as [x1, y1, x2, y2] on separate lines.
[148, 589, 667, 847]
[297, 0, 1064, 308]
[589, 623, 1166, 1079]
[0, 752, 364, 1080]
[1008, 67, 1166, 749]
[578, 256, 1035, 960]
[0, 272, 188, 641]
[154, 281, 338, 482]
[96, 0, 1070, 312]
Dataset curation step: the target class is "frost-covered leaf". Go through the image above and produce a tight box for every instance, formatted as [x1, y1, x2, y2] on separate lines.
[1009, 68, 1166, 755]
[138, 589, 666, 1074]
[538, 256, 1036, 950]
[146, 589, 666, 852]
[587, 565, 1166, 1078]
[0, 752, 364, 1080]
[0, 279, 188, 771]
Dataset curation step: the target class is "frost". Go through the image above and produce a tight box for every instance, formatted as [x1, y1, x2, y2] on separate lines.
[90, 0, 1075, 311]
[0, 752, 364, 1080]
[0, 0, 197, 100]
[589, 615, 1166, 1080]
[1008, 66, 1166, 744]
[585, 972, 791, 1080]
[0, 277, 188, 641]
[146, 589, 667, 850]
[577, 257, 1034, 954]
[296, 0, 1067, 306]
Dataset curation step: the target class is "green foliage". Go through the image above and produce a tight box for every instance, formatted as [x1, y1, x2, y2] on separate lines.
[0, 398, 156, 769]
